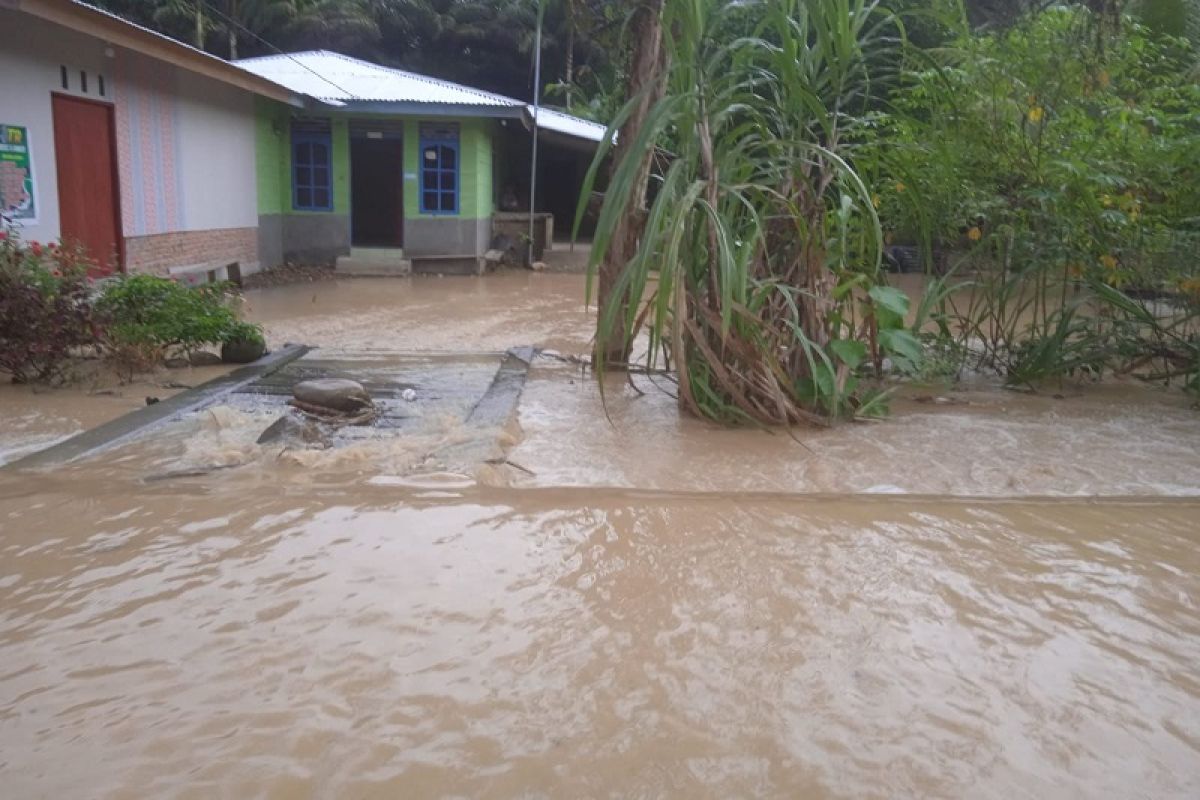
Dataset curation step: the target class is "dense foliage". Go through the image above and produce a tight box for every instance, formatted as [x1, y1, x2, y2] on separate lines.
[0, 227, 107, 384]
[864, 5, 1199, 391]
[586, 0, 1198, 423]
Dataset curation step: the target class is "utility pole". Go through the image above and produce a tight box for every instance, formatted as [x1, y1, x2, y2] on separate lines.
[527, 0, 545, 267]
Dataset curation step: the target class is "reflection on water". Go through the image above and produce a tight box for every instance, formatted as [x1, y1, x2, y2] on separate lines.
[1, 475, 1197, 798]
[2, 273, 1199, 797]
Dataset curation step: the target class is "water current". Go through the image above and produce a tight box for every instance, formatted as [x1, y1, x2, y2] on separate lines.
[1, 273, 1197, 798]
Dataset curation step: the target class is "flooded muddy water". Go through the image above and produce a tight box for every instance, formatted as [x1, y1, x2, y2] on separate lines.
[2, 273, 1198, 797]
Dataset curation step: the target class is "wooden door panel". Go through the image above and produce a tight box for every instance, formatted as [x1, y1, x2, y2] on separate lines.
[52, 95, 121, 273]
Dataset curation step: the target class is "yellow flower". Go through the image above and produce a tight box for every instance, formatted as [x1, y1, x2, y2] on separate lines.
[1101, 194, 1113, 207]
[967, 226, 982, 242]
[1027, 106, 1044, 124]
[894, 182, 906, 193]
[872, 193, 881, 209]
[1100, 254, 1118, 271]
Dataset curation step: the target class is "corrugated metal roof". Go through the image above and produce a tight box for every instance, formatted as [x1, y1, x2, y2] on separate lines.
[236, 50, 608, 143]
[236, 50, 517, 107]
[529, 107, 607, 143]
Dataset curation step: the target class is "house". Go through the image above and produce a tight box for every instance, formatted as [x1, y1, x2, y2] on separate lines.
[235, 50, 606, 274]
[0, 0, 302, 278]
[0, 1, 606, 278]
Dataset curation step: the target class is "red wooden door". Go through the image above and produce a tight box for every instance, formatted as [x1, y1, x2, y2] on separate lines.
[51, 94, 121, 273]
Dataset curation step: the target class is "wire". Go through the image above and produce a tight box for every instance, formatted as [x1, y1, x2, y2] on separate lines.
[191, 0, 356, 101]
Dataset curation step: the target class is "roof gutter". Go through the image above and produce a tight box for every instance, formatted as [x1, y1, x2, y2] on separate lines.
[10, 0, 302, 106]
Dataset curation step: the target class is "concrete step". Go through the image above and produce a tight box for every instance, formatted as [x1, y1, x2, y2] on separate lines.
[410, 255, 484, 276]
[336, 252, 412, 276]
[349, 247, 405, 260]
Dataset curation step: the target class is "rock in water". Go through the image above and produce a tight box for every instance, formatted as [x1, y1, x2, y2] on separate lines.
[292, 379, 374, 414]
[188, 350, 223, 367]
[256, 413, 329, 447]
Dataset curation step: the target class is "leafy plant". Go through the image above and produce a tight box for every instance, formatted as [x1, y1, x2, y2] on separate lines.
[867, 4, 1200, 391]
[97, 274, 243, 361]
[0, 222, 106, 384]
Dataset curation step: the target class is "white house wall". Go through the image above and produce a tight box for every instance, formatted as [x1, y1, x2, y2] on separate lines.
[0, 11, 111, 244]
[0, 10, 261, 275]
[175, 71, 257, 233]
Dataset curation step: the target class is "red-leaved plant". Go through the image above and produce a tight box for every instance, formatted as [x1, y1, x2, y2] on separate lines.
[0, 219, 107, 383]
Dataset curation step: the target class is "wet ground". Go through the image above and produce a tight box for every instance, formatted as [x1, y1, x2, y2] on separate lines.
[1, 273, 1198, 798]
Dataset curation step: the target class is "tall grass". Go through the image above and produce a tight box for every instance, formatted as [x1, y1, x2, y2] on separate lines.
[578, 0, 913, 424]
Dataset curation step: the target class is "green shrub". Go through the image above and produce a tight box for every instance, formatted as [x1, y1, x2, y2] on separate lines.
[0, 223, 106, 383]
[97, 274, 242, 355]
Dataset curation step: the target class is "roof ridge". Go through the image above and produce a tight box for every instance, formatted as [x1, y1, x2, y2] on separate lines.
[317, 50, 523, 107]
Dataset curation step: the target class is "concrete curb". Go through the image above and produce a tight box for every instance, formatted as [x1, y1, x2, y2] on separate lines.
[5, 344, 311, 471]
[466, 346, 536, 429]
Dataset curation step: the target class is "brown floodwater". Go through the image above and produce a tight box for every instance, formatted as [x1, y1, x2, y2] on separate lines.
[2, 273, 1198, 798]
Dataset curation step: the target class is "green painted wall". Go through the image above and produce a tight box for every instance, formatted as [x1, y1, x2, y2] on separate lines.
[254, 100, 350, 216]
[464, 118, 493, 220]
[254, 98, 288, 216]
[258, 104, 493, 224]
[403, 117, 493, 221]
[328, 118, 351, 215]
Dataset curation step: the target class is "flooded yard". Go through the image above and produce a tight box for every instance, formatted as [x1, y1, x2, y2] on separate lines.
[2, 273, 1199, 798]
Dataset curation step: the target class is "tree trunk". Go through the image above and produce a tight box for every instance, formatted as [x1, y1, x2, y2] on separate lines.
[228, 28, 238, 60]
[195, 4, 204, 48]
[564, 0, 576, 84]
[595, 0, 668, 367]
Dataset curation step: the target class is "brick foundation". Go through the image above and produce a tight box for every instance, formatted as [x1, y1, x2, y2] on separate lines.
[123, 227, 258, 275]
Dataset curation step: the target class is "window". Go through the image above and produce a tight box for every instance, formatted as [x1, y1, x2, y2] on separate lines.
[419, 123, 459, 215]
[292, 126, 332, 211]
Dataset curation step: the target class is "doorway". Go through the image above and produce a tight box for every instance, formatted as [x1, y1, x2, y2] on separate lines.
[350, 136, 404, 248]
[51, 94, 122, 272]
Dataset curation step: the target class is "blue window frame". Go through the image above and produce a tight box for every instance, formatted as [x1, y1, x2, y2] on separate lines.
[419, 125, 459, 215]
[292, 130, 332, 211]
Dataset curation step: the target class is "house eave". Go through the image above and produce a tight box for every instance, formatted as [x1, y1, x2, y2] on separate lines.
[12, 0, 303, 106]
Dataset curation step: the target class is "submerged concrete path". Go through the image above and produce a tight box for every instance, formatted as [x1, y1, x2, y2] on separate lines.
[5, 345, 538, 473]
[5, 345, 310, 471]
